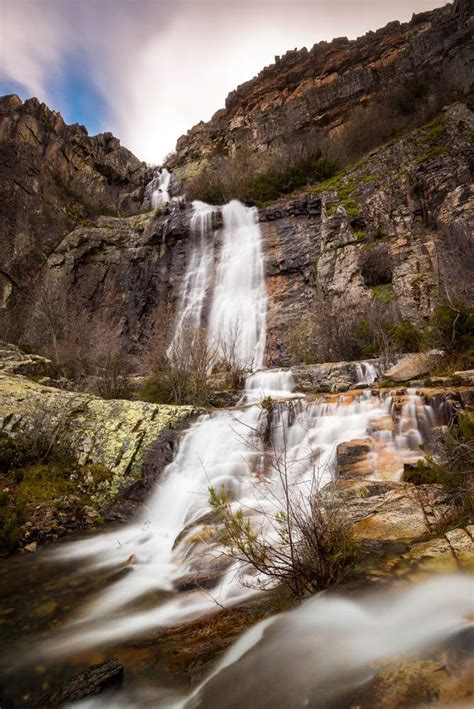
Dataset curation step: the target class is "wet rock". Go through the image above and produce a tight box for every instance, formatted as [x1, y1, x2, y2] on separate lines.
[44, 659, 124, 707]
[336, 438, 374, 478]
[352, 657, 474, 709]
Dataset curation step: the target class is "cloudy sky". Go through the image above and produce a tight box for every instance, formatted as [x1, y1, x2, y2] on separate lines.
[1, 0, 446, 164]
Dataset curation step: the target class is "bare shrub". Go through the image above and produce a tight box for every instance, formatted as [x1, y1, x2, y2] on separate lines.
[209, 410, 358, 600]
[288, 296, 401, 365]
[212, 316, 254, 389]
[322, 70, 461, 167]
[359, 245, 393, 288]
[405, 413, 474, 523]
[143, 325, 216, 406]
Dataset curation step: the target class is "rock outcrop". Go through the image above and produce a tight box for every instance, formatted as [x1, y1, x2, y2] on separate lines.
[0, 370, 195, 544]
[4, 102, 472, 364]
[0, 95, 148, 335]
[261, 102, 474, 362]
[168, 2, 473, 181]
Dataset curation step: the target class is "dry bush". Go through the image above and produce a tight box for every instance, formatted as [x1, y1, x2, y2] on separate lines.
[359, 245, 393, 288]
[143, 325, 216, 406]
[21, 278, 134, 397]
[211, 316, 254, 389]
[405, 413, 474, 523]
[324, 71, 460, 166]
[209, 412, 358, 600]
[288, 295, 401, 365]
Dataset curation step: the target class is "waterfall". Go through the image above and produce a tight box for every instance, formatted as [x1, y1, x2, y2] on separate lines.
[40, 196, 439, 658]
[168, 201, 216, 351]
[151, 168, 171, 208]
[355, 361, 377, 386]
[208, 200, 267, 369]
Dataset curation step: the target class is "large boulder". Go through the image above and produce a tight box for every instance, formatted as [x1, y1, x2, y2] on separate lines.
[385, 351, 443, 382]
[338, 479, 453, 543]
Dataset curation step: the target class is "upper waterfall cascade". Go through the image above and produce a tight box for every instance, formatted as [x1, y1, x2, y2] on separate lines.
[150, 168, 171, 208]
[39, 196, 447, 666]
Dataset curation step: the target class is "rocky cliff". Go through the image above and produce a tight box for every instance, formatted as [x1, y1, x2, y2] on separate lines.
[0, 2, 473, 363]
[5, 102, 471, 365]
[0, 95, 148, 336]
[168, 0, 473, 183]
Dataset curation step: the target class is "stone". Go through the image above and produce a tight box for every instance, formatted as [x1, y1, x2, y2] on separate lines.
[0, 371, 196, 545]
[385, 351, 443, 382]
[336, 438, 374, 478]
[338, 479, 452, 542]
[0, 94, 149, 335]
[0, 341, 54, 377]
[23, 542, 37, 553]
[44, 659, 124, 707]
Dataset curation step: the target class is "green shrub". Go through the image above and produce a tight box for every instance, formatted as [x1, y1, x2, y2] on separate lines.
[428, 303, 474, 353]
[392, 320, 423, 352]
[371, 284, 395, 303]
[0, 505, 22, 552]
[187, 151, 338, 207]
[0, 432, 22, 474]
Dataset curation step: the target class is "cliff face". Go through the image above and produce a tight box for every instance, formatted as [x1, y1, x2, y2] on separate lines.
[262, 102, 474, 363]
[0, 2, 473, 362]
[168, 1, 473, 182]
[14, 102, 470, 364]
[0, 95, 148, 323]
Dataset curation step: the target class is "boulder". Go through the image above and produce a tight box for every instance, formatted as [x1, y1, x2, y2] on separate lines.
[0, 341, 55, 378]
[385, 351, 443, 382]
[336, 438, 374, 478]
[337, 479, 452, 542]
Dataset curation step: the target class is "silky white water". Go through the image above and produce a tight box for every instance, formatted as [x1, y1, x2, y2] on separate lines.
[43, 198, 439, 659]
[72, 574, 474, 708]
[168, 201, 216, 352]
[208, 200, 267, 368]
[355, 360, 378, 386]
[151, 168, 171, 208]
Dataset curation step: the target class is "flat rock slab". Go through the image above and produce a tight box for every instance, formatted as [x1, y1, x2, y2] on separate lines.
[338, 480, 452, 542]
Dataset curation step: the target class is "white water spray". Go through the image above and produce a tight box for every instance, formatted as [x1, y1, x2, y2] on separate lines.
[355, 360, 377, 386]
